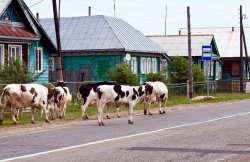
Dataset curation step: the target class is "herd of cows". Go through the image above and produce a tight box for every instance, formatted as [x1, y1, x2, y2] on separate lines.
[0, 81, 168, 126]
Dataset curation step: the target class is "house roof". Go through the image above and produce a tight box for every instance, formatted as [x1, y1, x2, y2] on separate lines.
[0, 0, 57, 53]
[40, 15, 166, 54]
[0, 24, 40, 40]
[179, 27, 250, 58]
[148, 34, 218, 57]
[0, 0, 11, 16]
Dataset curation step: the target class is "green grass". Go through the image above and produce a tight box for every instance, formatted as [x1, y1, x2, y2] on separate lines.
[1, 92, 250, 127]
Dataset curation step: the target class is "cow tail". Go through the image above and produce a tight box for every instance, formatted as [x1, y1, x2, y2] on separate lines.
[0, 89, 7, 105]
[76, 91, 82, 101]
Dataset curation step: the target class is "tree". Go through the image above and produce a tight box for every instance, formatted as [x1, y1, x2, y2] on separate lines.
[145, 72, 168, 84]
[168, 56, 205, 83]
[0, 58, 43, 84]
[106, 63, 138, 85]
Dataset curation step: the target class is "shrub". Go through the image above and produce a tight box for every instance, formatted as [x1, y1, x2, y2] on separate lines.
[0, 58, 43, 84]
[106, 63, 138, 85]
[145, 72, 168, 84]
[168, 56, 205, 83]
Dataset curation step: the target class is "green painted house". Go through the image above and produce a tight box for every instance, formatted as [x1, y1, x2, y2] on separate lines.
[40, 15, 168, 84]
[148, 34, 222, 80]
[0, 0, 57, 83]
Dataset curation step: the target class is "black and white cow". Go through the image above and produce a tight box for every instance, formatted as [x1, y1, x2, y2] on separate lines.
[47, 86, 72, 119]
[77, 82, 120, 120]
[0, 84, 49, 125]
[143, 81, 168, 115]
[96, 84, 146, 126]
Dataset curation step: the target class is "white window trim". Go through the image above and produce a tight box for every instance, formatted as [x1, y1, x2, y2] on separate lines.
[0, 44, 4, 66]
[147, 58, 152, 74]
[131, 57, 137, 74]
[141, 57, 146, 74]
[8, 45, 22, 62]
[35, 47, 43, 73]
[152, 58, 157, 73]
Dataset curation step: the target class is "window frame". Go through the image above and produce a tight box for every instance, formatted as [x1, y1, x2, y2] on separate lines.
[152, 58, 157, 73]
[35, 47, 43, 73]
[8, 45, 22, 62]
[131, 57, 137, 74]
[0, 44, 4, 66]
[146, 58, 152, 73]
[49, 57, 54, 71]
[141, 57, 146, 74]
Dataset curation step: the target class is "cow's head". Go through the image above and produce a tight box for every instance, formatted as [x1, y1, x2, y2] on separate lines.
[144, 83, 153, 96]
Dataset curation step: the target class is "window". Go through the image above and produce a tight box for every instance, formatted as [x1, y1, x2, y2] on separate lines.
[2, 13, 10, 21]
[0, 44, 4, 66]
[8, 45, 22, 61]
[49, 57, 54, 71]
[35, 47, 43, 72]
[141, 57, 146, 74]
[152, 58, 157, 73]
[146, 58, 152, 73]
[131, 57, 137, 74]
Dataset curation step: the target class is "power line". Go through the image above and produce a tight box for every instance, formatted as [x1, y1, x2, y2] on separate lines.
[28, 0, 44, 8]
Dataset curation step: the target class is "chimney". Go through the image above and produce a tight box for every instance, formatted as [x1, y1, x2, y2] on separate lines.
[88, 6, 91, 16]
[232, 27, 234, 32]
[36, 13, 39, 22]
[179, 30, 181, 35]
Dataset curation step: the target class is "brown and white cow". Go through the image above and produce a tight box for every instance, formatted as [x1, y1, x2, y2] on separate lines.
[143, 81, 168, 115]
[0, 84, 49, 125]
[47, 86, 72, 119]
[96, 84, 146, 126]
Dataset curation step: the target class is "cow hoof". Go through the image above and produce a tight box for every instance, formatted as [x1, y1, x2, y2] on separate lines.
[98, 122, 105, 126]
[117, 115, 121, 118]
[82, 115, 89, 120]
[128, 120, 134, 124]
[45, 119, 50, 123]
[106, 115, 111, 119]
[0, 120, 3, 125]
[59, 116, 62, 119]
[14, 122, 17, 125]
[163, 111, 166, 114]
[31, 121, 35, 124]
[149, 112, 152, 115]
[159, 111, 162, 114]
[144, 109, 147, 115]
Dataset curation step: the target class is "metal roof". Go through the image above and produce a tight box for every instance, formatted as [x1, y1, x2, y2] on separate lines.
[0, 0, 11, 16]
[0, 24, 40, 40]
[179, 27, 250, 58]
[148, 34, 215, 57]
[40, 15, 166, 54]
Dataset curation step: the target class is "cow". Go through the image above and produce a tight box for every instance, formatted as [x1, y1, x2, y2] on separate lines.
[96, 84, 146, 126]
[47, 86, 71, 119]
[143, 81, 168, 115]
[0, 84, 49, 125]
[76, 82, 121, 120]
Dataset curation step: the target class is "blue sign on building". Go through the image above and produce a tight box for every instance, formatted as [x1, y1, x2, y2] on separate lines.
[202, 45, 212, 61]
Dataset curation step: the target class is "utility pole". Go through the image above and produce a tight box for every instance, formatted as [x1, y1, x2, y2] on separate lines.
[114, 0, 116, 17]
[165, 3, 167, 35]
[52, 0, 63, 82]
[240, 5, 243, 92]
[187, 6, 193, 99]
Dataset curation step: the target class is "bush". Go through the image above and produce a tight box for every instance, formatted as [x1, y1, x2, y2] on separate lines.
[0, 58, 43, 84]
[168, 56, 205, 83]
[145, 72, 168, 84]
[106, 63, 139, 85]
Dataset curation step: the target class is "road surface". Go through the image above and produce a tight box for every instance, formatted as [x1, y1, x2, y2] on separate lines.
[1, 100, 250, 162]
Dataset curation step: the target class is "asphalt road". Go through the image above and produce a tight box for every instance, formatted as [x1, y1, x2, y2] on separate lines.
[1, 100, 250, 162]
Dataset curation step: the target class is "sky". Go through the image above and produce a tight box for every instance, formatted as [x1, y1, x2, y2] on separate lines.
[24, 0, 250, 35]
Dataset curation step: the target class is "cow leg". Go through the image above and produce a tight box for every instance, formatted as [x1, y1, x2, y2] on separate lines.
[43, 107, 50, 123]
[143, 101, 147, 115]
[128, 104, 134, 124]
[31, 108, 35, 124]
[0, 105, 6, 125]
[62, 104, 67, 117]
[98, 103, 105, 126]
[147, 100, 152, 115]
[159, 101, 162, 114]
[116, 106, 121, 118]
[106, 104, 111, 119]
[10, 104, 18, 124]
[163, 98, 167, 114]
[81, 103, 89, 120]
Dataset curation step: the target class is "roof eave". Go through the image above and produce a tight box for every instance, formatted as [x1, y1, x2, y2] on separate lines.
[0, 35, 40, 41]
